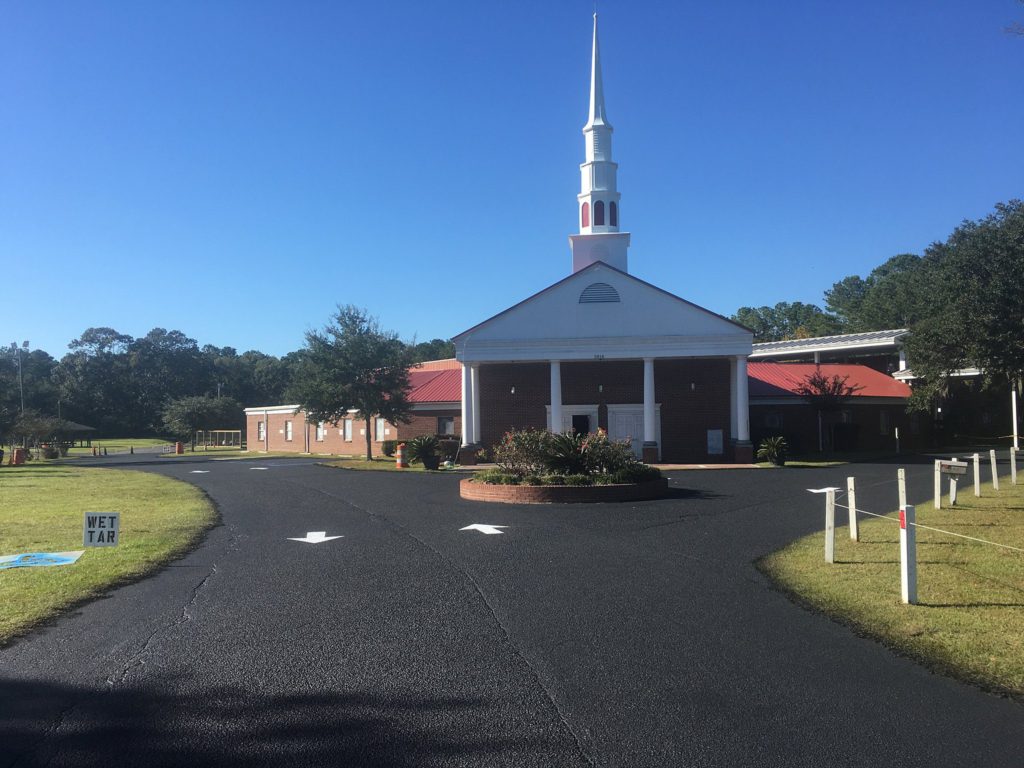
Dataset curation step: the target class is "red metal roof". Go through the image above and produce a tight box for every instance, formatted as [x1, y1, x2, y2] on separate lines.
[405, 361, 909, 404]
[748, 362, 911, 399]
[408, 368, 461, 403]
[413, 358, 460, 371]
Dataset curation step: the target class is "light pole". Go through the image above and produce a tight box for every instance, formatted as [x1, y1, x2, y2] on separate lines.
[10, 340, 28, 414]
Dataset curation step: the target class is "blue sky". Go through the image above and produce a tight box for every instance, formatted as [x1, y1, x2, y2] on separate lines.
[3, 1, 1022, 358]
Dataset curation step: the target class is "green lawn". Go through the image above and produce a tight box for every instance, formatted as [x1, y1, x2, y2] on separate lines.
[759, 479, 1024, 697]
[321, 456, 455, 472]
[66, 437, 173, 456]
[0, 464, 217, 645]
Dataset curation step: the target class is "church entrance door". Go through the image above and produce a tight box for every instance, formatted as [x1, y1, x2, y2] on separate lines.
[609, 410, 643, 458]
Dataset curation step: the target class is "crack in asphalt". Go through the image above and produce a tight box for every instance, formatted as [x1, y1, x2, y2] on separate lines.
[278, 475, 599, 768]
[8, 523, 243, 768]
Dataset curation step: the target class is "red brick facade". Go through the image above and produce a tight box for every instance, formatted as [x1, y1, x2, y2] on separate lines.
[750, 401, 912, 454]
[459, 477, 669, 503]
[477, 359, 734, 463]
[244, 408, 459, 455]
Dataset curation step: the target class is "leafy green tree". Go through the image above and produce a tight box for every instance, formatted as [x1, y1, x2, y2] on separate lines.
[290, 305, 413, 460]
[408, 338, 455, 363]
[904, 200, 1024, 410]
[796, 369, 864, 451]
[825, 254, 927, 332]
[55, 328, 141, 435]
[9, 409, 62, 450]
[162, 396, 243, 449]
[732, 302, 842, 342]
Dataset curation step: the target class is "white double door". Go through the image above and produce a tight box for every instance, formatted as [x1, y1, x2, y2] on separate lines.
[607, 404, 661, 460]
[547, 403, 661, 460]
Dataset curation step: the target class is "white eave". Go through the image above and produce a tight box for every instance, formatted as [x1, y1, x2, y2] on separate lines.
[893, 367, 982, 382]
[750, 329, 909, 358]
[243, 404, 301, 415]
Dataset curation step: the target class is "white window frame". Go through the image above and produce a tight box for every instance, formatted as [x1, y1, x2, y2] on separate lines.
[316, 421, 325, 442]
[285, 420, 293, 441]
[437, 416, 455, 436]
[257, 421, 266, 441]
[375, 417, 386, 441]
[344, 419, 353, 442]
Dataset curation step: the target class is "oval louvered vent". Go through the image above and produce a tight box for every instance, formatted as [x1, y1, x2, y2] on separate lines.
[579, 282, 621, 304]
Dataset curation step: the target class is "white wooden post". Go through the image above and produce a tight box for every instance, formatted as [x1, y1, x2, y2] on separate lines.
[825, 488, 836, 564]
[846, 476, 859, 541]
[900, 504, 917, 605]
[973, 453, 981, 497]
[1013, 385, 1019, 450]
[1012, 447, 1018, 485]
[949, 458, 957, 506]
[898, 468, 907, 511]
[990, 449, 1000, 491]
[933, 460, 941, 510]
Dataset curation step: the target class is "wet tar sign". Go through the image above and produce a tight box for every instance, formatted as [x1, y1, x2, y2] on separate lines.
[84, 512, 120, 547]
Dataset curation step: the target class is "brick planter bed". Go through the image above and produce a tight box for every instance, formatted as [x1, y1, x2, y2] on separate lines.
[459, 477, 669, 504]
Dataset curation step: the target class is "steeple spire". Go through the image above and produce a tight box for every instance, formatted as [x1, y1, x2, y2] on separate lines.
[570, 13, 630, 274]
[586, 13, 610, 129]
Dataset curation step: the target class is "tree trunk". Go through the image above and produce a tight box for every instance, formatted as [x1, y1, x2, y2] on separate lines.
[364, 415, 373, 461]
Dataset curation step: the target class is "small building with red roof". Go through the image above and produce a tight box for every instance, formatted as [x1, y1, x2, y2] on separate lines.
[748, 362, 913, 453]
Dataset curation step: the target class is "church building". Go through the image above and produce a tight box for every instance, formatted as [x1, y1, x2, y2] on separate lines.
[453, 15, 755, 463]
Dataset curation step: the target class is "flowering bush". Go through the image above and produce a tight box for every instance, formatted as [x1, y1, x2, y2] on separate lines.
[480, 427, 659, 486]
[493, 428, 552, 477]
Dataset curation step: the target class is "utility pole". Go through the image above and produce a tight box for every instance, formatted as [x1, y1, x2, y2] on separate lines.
[10, 341, 28, 414]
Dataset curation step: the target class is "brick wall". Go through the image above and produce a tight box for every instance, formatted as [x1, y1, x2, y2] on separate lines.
[246, 408, 459, 455]
[478, 363, 550, 446]
[655, 358, 731, 463]
[750, 401, 912, 454]
[477, 358, 733, 462]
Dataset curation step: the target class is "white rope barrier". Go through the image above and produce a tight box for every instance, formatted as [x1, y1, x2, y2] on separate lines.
[832, 500, 1024, 555]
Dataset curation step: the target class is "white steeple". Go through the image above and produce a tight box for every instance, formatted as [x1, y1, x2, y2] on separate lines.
[570, 13, 630, 274]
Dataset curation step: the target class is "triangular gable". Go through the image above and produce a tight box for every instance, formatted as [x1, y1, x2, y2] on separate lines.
[455, 262, 750, 344]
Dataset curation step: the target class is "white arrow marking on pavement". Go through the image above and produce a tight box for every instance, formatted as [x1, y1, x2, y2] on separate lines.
[190, 470, 210, 474]
[460, 524, 509, 535]
[287, 531, 344, 544]
[807, 487, 841, 494]
[250, 467, 268, 471]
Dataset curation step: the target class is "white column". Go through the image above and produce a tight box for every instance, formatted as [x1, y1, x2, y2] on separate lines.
[735, 356, 750, 442]
[729, 357, 738, 440]
[643, 357, 656, 444]
[460, 363, 473, 446]
[550, 361, 563, 434]
[470, 364, 481, 444]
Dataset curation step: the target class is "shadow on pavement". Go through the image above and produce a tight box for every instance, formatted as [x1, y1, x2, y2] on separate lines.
[1, 677, 561, 768]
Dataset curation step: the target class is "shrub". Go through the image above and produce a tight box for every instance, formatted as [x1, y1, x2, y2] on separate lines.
[611, 464, 662, 484]
[406, 434, 439, 464]
[582, 430, 638, 475]
[545, 432, 589, 475]
[543, 474, 566, 486]
[475, 469, 520, 485]
[381, 440, 397, 457]
[437, 438, 461, 463]
[564, 474, 591, 486]
[522, 474, 544, 486]
[493, 428, 551, 477]
[756, 435, 788, 466]
[476, 446, 493, 463]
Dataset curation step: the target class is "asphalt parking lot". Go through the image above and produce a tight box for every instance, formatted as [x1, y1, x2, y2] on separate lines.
[3, 455, 1022, 767]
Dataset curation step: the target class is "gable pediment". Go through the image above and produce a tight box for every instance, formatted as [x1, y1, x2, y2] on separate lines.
[455, 263, 752, 362]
